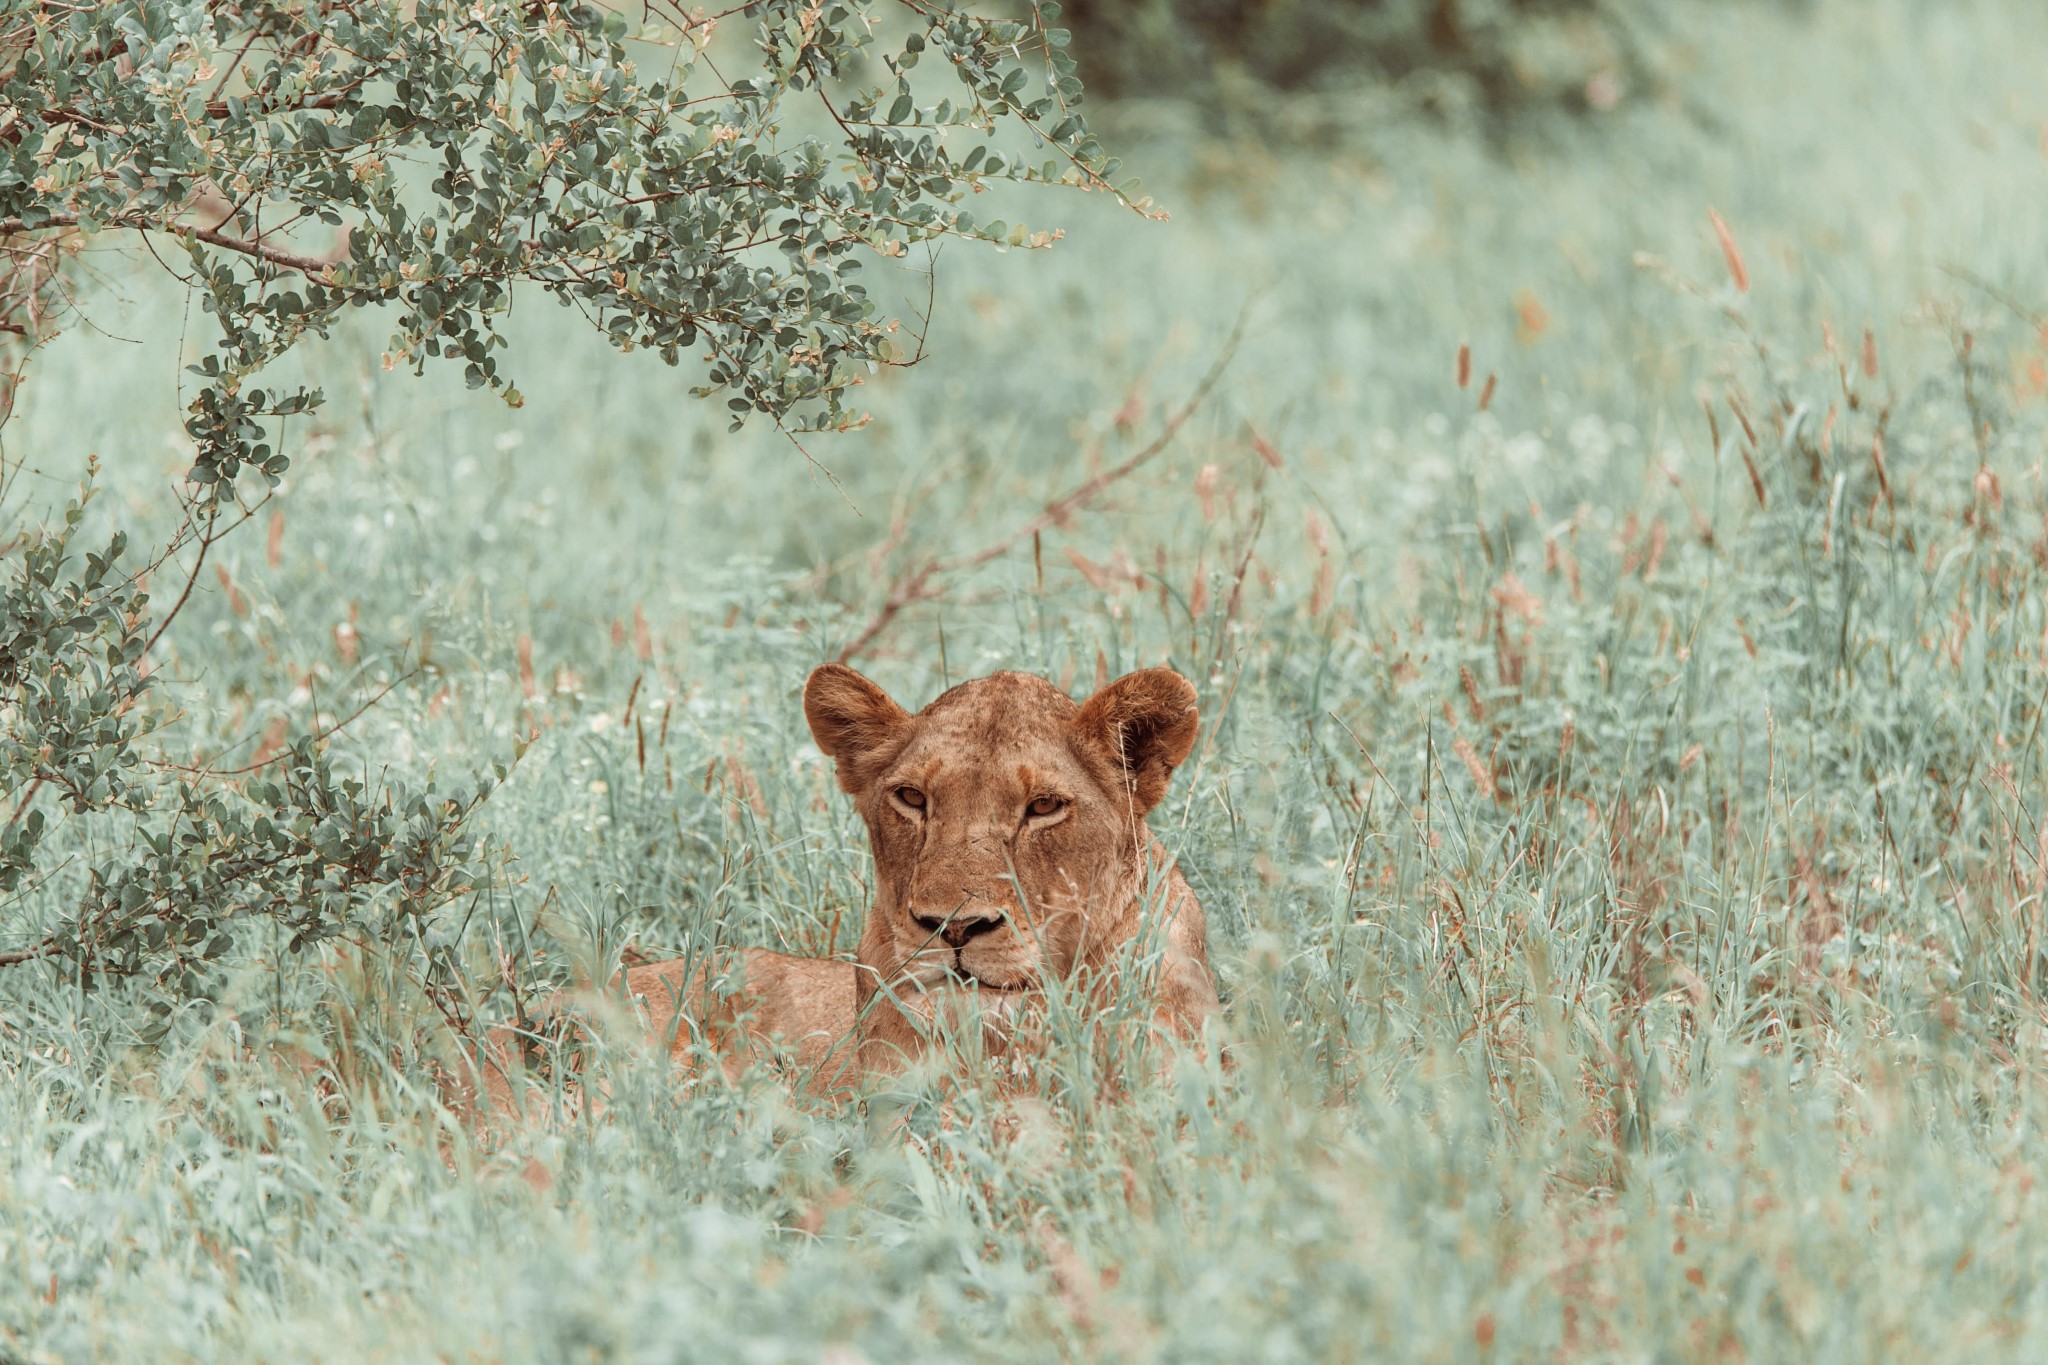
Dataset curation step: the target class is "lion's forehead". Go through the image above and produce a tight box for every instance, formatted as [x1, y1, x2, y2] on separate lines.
[895, 722, 1089, 794]
[890, 674, 1091, 791]
[918, 671, 1077, 732]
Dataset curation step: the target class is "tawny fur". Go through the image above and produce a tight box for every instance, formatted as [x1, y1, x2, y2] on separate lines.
[473, 665, 1216, 1118]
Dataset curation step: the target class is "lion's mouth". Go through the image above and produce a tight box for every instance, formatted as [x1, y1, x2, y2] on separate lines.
[954, 970, 1030, 994]
[897, 958, 1031, 994]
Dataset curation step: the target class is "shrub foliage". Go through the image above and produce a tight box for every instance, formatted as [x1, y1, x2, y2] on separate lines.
[2, 0, 1120, 478]
[0, 0, 1112, 1018]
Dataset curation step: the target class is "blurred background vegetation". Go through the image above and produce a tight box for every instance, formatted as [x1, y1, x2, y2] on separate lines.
[1059, 0, 1814, 129]
[6, 0, 2048, 1359]
[1066, 0, 1646, 117]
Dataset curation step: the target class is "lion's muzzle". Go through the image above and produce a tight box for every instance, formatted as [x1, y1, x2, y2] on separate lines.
[911, 904, 1006, 949]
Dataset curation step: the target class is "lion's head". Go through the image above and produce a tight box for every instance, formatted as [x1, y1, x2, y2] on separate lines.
[803, 665, 1202, 1022]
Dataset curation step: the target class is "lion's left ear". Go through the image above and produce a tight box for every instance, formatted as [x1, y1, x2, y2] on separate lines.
[1073, 669, 1200, 814]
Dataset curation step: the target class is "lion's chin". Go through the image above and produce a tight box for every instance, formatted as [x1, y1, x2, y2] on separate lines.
[955, 969, 1031, 993]
[893, 954, 1036, 993]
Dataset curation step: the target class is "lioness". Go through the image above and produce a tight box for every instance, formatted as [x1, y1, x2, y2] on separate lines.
[803, 663, 1219, 1073]
[478, 664, 1216, 1111]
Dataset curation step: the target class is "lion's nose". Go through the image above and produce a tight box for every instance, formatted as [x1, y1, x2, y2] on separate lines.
[912, 909, 1004, 949]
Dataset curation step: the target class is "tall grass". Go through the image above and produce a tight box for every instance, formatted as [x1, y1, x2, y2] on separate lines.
[6, 0, 2048, 1358]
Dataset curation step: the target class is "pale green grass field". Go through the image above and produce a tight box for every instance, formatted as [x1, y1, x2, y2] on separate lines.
[8, 1, 2048, 1359]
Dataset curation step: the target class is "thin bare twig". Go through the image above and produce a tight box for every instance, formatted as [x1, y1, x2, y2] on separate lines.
[835, 307, 1249, 663]
[4, 776, 44, 830]
[154, 669, 414, 780]
[141, 502, 221, 659]
[1939, 262, 2046, 329]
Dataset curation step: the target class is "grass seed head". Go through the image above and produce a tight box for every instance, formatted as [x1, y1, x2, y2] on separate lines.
[1708, 208, 1749, 292]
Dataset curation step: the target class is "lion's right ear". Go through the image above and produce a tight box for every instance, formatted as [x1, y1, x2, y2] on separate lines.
[803, 664, 912, 793]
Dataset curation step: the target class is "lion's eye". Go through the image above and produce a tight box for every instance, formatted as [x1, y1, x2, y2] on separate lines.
[1027, 795, 1065, 818]
[894, 786, 926, 810]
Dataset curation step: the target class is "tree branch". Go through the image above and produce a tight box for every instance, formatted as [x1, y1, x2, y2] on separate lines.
[0, 214, 336, 277]
[835, 306, 1248, 663]
[0, 938, 59, 968]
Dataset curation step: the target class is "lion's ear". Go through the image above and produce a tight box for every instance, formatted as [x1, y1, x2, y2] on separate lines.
[804, 664, 912, 793]
[1074, 668, 1200, 814]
